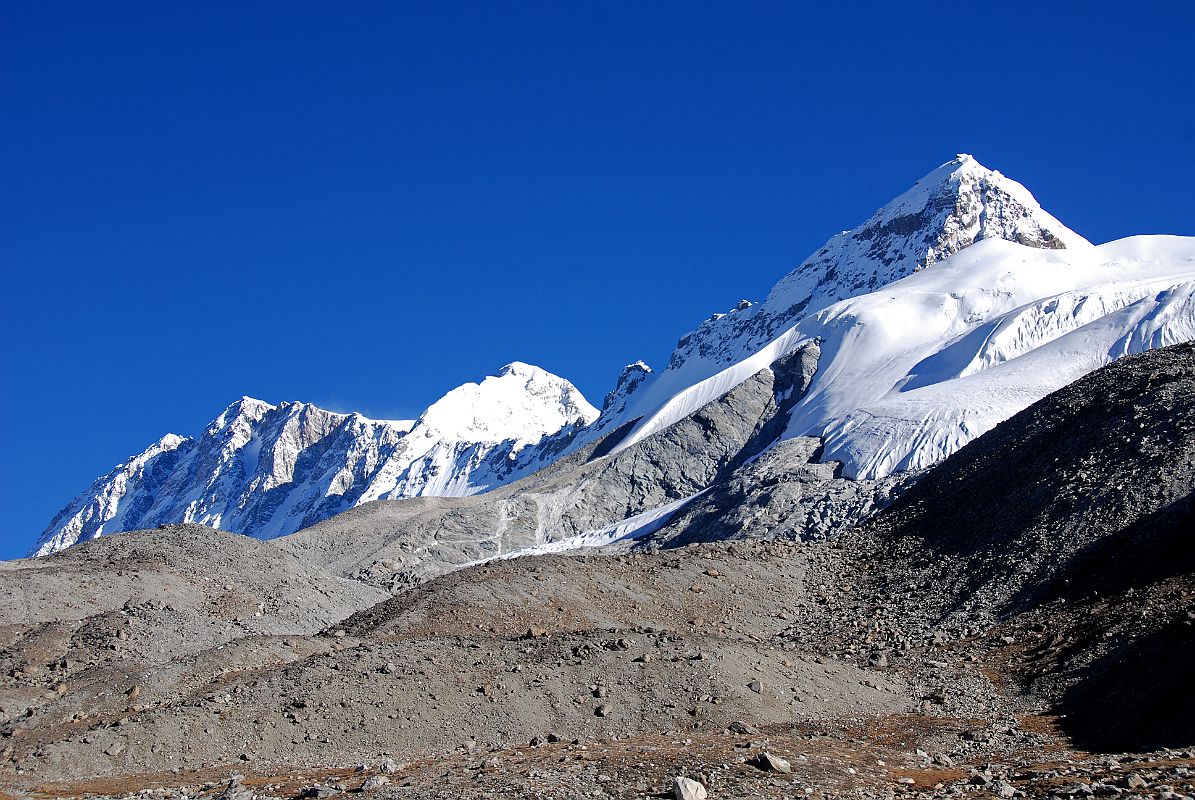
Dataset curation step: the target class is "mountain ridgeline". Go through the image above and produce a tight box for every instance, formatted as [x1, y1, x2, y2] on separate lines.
[34, 364, 597, 555]
[32, 154, 1195, 559]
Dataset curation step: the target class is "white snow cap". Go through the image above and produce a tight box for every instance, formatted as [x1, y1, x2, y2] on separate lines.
[415, 361, 598, 443]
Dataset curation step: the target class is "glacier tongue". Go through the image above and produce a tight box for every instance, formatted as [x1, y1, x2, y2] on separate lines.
[32, 363, 597, 556]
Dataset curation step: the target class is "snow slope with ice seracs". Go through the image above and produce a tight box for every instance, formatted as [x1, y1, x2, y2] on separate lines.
[804, 236, 1195, 478]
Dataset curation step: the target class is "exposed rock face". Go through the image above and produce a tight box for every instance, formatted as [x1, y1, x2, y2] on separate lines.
[646, 437, 913, 548]
[34, 400, 409, 556]
[278, 339, 913, 584]
[601, 361, 653, 416]
[625, 339, 912, 547]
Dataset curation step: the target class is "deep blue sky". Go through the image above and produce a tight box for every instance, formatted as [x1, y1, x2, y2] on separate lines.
[2, 1, 1193, 558]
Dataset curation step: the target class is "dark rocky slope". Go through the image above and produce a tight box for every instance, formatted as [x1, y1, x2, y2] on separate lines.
[874, 341, 1195, 617]
[860, 341, 1195, 752]
[641, 341, 1195, 753]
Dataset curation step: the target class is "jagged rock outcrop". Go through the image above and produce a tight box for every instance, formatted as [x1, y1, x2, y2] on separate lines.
[644, 437, 913, 548]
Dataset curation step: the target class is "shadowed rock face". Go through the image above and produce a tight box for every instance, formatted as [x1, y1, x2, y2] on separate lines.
[644, 437, 912, 548]
[609, 341, 914, 548]
[1058, 604, 1195, 752]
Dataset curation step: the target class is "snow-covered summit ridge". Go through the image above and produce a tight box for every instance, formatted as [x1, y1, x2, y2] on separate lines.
[32, 364, 597, 556]
[355, 362, 599, 500]
[573, 155, 1096, 451]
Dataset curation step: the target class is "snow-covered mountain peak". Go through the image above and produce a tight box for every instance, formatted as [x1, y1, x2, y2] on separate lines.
[909, 151, 983, 185]
[601, 361, 654, 415]
[867, 153, 1088, 262]
[157, 432, 189, 450]
[763, 153, 1090, 307]
[414, 362, 598, 444]
[208, 396, 272, 434]
[656, 155, 1090, 386]
[496, 360, 542, 377]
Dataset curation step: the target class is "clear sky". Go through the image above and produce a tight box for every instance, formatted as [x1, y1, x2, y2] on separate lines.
[2, 1, 1193, 558]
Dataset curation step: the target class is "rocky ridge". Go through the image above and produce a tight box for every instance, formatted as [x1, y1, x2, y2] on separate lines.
[274, 341, 900, 584]
[33, 363, 597, 556]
